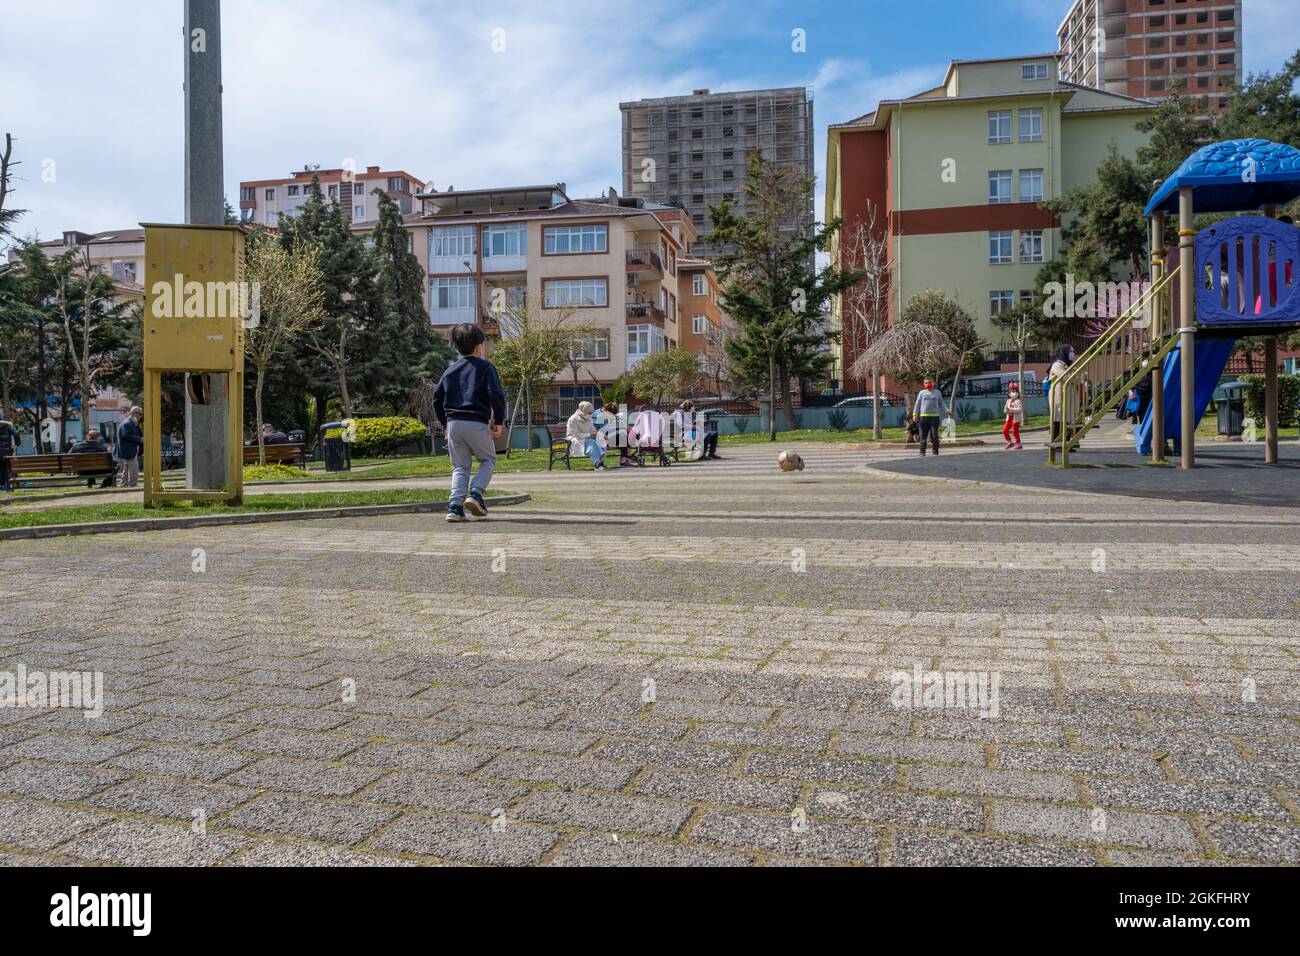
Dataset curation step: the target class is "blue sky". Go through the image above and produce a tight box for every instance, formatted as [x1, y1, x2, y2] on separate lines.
[1, 0, 1293, 246]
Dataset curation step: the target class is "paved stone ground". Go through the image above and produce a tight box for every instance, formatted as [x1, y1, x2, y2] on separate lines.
[0, 443, 1297, 866]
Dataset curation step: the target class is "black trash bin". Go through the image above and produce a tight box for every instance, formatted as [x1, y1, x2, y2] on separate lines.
[1217, 385, 1245, 437]
[318, 421, 352, 472]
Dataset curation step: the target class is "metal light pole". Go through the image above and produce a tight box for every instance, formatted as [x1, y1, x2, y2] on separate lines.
[183, 0, 229, 489]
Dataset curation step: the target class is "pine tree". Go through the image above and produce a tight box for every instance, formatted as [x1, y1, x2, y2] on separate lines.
[363, 190, 453, 411]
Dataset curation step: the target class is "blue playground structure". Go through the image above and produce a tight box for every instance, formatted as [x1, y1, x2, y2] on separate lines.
[1051, 138, 1300, 468]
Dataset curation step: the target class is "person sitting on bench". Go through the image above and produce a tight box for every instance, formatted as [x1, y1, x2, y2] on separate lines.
[68, 428, 115, 488]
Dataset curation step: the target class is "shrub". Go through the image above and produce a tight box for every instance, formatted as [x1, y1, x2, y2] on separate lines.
[349, 416, 428, 458]
[1240, 374, 1300, 429]
[955, 402, 977, 423]
[244, 463, 311, 482]
[827, 409, 849, 431]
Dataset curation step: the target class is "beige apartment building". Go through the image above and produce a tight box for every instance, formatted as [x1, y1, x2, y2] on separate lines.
[239, 165, 426, 228]
[376, 184, 706, 411]
[1058, 0, 1243, 119]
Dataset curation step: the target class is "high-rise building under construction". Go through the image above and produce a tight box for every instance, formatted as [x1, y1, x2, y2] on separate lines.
[620, 87, 814, 258]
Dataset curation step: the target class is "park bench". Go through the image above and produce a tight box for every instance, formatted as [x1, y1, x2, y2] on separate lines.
[242, 443, 305, 467]
[3, 451, 117, 489]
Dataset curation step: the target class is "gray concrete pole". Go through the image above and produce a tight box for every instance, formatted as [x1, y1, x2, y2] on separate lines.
[183, 0, 229, 489]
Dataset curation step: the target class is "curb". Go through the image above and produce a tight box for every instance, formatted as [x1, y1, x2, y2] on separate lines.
[0, 493, 531, 541]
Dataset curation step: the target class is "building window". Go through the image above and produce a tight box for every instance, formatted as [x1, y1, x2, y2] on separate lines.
[626, 324, 665, 356]
[287, 185, 299, 197]
[543, 278, 607, 308]
[1019, 230, 1044, 263]
[387, 176, 406, 192]
[328, 184, 339, 199]
[1018, 108, 1043, 143]
[692, 274, 706, 296]
[570, 333, 609, 361]
[988, 170, 1012, 205]
[692, 315, 708, 334]
[354, 205, 365, 220]
[988, 111, 1012, 145]
[111, 261, 137, 283]
[1019, 168, 1044, 203]
[989, 290, 1014, 317]
[265, 188, 275, 201]
[240, 187, 254, 202]
[483, 223, 526, 258]
[431, 225, 476, 258]
[1021, 62, 1049, 81]
[543, 224, 607, 254]
[265, 210, 278, 225]
[989, 231, 1012, 264]
[722, 169, 734, 180]
[431, 277, 475, 312]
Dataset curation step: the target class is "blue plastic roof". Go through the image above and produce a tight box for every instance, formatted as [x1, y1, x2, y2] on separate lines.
[1145, 139, 1300, 216]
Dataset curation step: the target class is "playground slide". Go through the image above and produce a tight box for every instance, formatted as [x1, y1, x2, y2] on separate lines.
[1134, 338, 1236, 454]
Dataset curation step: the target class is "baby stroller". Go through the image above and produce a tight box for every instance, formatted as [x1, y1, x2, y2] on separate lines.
[628, 409, 672, 467]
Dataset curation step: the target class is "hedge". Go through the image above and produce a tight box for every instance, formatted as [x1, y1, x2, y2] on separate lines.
[1239, 374, 1300, 429]
[348, 416, 428, 458]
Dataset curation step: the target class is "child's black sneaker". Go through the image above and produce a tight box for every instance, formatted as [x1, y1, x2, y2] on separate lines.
[446, 504, 467, 523]
[464, 491, 488, 517]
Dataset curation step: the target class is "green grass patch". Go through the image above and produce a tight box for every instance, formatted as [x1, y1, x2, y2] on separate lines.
[243, 463, 313, 482]
[0, 488, 515, 530]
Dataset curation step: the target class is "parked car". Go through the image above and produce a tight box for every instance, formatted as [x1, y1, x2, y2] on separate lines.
[833, 394, 899, 408]
[940, 372, 1038, 399]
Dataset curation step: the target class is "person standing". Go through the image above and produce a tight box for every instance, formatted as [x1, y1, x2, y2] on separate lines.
[116, 406, 144, 488]
[0, 417, 19, 492]
[1003, 383, 1024, 450]
[913, 378, 947, 456]
[433, 323, 507, 522]
[1048, 345, 1076, 444]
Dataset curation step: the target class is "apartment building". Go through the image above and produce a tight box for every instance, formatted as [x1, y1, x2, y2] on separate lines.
[238, 165, 425, 228]
[677, 257, 730, 395]
[384, 184, 711, 410]
[1058, 0, 1242, 119]
[825, 54, 1155, 386]
[620, 87, 814, 258]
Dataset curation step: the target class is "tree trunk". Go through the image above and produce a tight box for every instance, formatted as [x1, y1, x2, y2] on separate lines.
[338, 367, 352, 419]
[871, 368, 883, 440]
[254, 370, 266, 466]
[767, 350, 778, 441]
[779, 359, 796, 431]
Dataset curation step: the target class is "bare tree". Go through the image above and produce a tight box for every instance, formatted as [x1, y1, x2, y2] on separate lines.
[54, 248, 131, 442]
[0, 132, 24, 243]
[243, 238, 326, 464]
[491, 297, 592, 451]
[839, 204, 893, 438]
[852, 323, 958, 417]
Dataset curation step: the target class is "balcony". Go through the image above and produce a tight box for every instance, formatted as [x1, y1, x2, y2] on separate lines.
[626, 302, 665, 327]
[626, 247, 664, 274]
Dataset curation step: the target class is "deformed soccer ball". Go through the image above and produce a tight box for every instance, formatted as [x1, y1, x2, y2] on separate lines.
[777, 450, 804, 472]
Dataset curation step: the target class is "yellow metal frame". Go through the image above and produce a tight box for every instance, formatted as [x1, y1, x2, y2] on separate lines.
[140, 223, 245, 507]
[1049, 266, 1180, 468]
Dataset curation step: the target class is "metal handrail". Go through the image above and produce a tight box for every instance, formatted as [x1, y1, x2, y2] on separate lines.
[1050, 267, 1180, 467]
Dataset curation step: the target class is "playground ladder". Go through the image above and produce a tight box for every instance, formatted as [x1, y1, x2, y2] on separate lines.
[1049, 267, 1181, 467]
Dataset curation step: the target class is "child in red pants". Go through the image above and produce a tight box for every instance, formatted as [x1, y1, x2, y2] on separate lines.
[1003, 383, 1024, 449]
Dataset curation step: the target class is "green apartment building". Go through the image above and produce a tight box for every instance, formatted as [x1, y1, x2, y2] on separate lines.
[826, 53, 1156, 386]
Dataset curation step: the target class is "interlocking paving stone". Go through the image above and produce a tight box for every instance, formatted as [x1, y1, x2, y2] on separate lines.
[221, 758, 387, 798]
[220, 795, 398, 844]
[368, 811, 564, 865]
[87, 777, 258, 820]
[996, 747, 1165, 779]
[835, 734, 986, 765]
[593, 739, 741, 771]
[229, 706, 356, 732]
[890, 831, 1098, 867]
[0, 800, 110, 851]
[809, 788, 986, 831]
[362, 771, 526, 813]
[906, 765, 1079, 801]
[991, 801, 1201, 852]
[1203, 820, 1300, 863]
[1170, 754, 1300, 788]
[454, 726, 600, 756]
[744, 752, 896, 787]
[690, 809, 881, 864]
[337, 715, 466, 743]
[517, 790, 694, 838]
[550, 832, 754, 867]
[227, 841, 420, 867]
[1088, 778, 1292, 820]
[0, 734, 139, 765]
[0, 763, 131, 801]
[635, 770, 802, 811]
[105, 745, 254, 782]
[61, 818, 251, 866]
[345, 742, 495, 774]
[230, 728, 366, 761]
[119, 718, 254, 746]
[478, 752, 640, 792]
